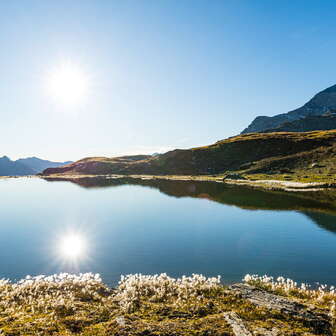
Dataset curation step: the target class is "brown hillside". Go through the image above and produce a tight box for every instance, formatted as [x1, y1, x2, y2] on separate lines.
[42, 131, 336, 178]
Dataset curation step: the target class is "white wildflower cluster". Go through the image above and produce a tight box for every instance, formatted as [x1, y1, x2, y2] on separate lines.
[243, 274, 303, 292]
[0, 273, 105, 316]
[243, 274, 336, 309]
[114, 273, 221, 313]
[0, 272, 222, 316]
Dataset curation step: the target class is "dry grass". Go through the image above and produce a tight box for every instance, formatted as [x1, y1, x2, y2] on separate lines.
[0, 272, 334, 335]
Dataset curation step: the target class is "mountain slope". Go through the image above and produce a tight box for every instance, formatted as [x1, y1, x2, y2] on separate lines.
[242, 84, 336, 133]
[0, 156, 73, 176]
[265, 112, 336, 133]
[42, 130, 336, 179]
[0, 156, 35, 176]
[16, 157, 72, 173]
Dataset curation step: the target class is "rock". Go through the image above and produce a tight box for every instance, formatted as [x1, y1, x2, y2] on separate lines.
[224, 311, 280, 336]
[263, 113, 336, 133]
[223, 312, 252, 336]
[116, 316, 126, 327]
[253, 327, 279, 336]
[229, 283, 332, 335]
[223, 173, 246, 180]
[242, 83, 336, 134]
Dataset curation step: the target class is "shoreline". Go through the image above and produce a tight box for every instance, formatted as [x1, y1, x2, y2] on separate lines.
[2, 173, 336, 192]
[40, 173, 336, 192]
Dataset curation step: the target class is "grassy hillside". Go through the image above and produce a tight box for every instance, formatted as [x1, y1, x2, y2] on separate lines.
[42, 130, 336, 182]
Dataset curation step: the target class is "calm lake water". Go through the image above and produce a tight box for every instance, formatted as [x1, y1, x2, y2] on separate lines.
[1, 177, 336, 286]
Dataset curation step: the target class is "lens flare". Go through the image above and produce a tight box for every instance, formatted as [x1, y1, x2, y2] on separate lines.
[59, 233, 86, 259]
[46, 61, 89, 105]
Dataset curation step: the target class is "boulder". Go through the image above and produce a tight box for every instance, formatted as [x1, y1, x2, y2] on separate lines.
[229, 283, 332, 335]
[223, 312, 252, 336]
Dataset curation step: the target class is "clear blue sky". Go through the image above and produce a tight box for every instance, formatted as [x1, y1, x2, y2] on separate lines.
[2, 0, 336, 161]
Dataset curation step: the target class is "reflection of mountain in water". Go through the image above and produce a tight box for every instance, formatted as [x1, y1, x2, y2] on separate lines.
[303, 212, 336, 234]
[43, 177, 336, 234]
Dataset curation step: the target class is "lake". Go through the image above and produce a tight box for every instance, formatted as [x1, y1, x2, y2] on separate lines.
[1, 176, 336, 286]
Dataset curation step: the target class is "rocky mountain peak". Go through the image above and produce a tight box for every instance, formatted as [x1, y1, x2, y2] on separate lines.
[242, 83, 336, 134]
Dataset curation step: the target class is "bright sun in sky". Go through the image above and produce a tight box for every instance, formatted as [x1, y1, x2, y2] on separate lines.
[47, 62, 89, 105]
[59, 233, 86, 259]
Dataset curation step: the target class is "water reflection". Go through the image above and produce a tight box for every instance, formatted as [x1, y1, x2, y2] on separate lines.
[51, 228, 92, 273]
[2, 177, 336, 285]
[59, 233, 87, 259]
[44, 176, 336, 234]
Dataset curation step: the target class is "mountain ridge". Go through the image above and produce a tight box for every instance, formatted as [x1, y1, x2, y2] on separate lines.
[0, 156, 72, 176]
[42, 130, 336, 182]
[264, 112, 336, 133]
[0, 156, 36, 176]
[16, 157, 72, 173]
[242, 84, 336, 133]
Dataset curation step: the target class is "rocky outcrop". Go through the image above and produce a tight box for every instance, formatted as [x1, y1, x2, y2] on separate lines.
[242, 84, 336, 133]
[223, 312, 252, 336]
[264, 112, 336, 133]
[229, 283, 332, 335]
[224, 311, 281, 335]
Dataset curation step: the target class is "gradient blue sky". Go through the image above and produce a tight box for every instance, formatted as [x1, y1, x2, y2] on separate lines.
[2, 0, 336, 161]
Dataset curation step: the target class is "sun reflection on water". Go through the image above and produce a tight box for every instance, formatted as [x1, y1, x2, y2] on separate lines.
[53, 229, 92, 274]
[59, 233, 86, 260]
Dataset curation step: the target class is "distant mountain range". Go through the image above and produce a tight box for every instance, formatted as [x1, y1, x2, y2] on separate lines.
[242, 84, 336, 133]
[0, 156, 72, 176]
[10, 83, 336, 180]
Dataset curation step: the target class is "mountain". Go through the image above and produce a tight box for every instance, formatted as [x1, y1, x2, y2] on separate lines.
[0, 156, 36, 176]
[16, 157, 72, 174]
[42, 130, 336, 180]
[0, 156, 72, 176]
[264, 112, 336, 133]
[242, 84, 336, 133]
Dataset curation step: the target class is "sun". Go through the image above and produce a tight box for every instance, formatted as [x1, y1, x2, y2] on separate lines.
[47, 62, 89, 105]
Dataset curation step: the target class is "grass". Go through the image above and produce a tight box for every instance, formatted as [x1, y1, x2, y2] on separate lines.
[0, 273, 334, 336]
[42, 130, 336, 184]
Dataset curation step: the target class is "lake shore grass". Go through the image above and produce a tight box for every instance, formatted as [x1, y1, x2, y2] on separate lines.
[0, 272, 334, 336]
[38, 173, 336, 192]
[2, 172, 336, 192]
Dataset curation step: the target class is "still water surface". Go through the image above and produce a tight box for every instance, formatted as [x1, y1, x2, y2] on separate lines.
[1, 177, 335, 285]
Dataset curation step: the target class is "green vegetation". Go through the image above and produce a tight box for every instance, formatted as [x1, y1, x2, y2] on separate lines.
[42, 131, 336, 186]
[0, 273, 334, 336]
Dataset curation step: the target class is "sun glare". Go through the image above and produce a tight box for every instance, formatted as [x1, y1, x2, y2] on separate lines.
[47, 62, 89, 105]
[59, 233, 86, 259]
